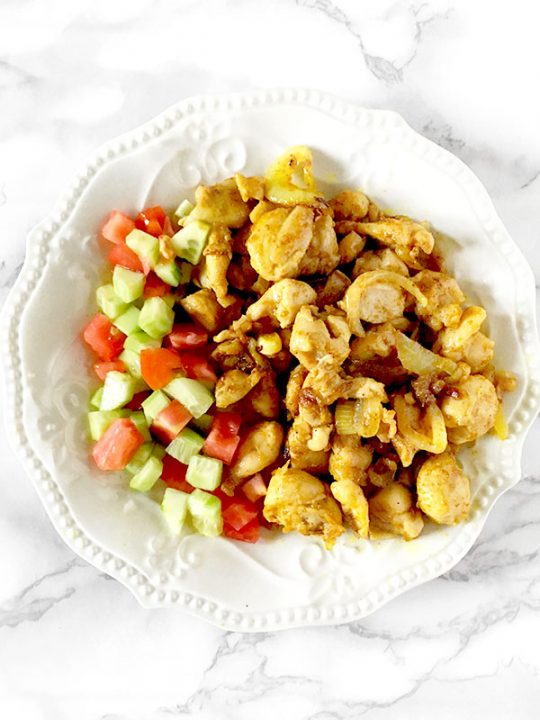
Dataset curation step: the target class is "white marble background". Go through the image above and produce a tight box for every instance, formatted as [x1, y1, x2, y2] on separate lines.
[1, 0, 539, 717]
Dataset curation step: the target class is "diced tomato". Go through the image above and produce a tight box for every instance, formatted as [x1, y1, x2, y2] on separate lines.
[125, 391, 151, 411]
[221, 497, 259, 531]
[152, 400, 192, 444]
[94, 360, 125, 381]
[140, 347, 184, 390]
[162, 216, 174, 236]
[161, 455, 193, 493]
[92, 418, 144, 471]
[223, 517, 260, 543]
[135, 206, 166, 237]
[203, 411, 242, 464]
[179, 352, 217, 383]
[167, 323, 208, 351]
[144, 272, 171, 298]
[83, 314, 125, 361]
[108, 242, 144, 273]
[241, 474, 267, 503]
[101, 211, 135, 245]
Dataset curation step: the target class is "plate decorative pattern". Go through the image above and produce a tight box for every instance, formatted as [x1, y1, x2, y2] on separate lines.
[2, 89, 539, 631]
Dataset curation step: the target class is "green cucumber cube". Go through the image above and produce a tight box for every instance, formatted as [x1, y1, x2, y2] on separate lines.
[129, 411, 152, 442]
[100, 371, 136, 410]
[161, 293, 177, 308]
[186, 455, 223, 491]
[124, 331, 161, 353]
[113, 306, 140, 336]
[161, 488, 189, 535]
[188, 489, 223, 537]
[174, 199, 194, 218]
[96, 284, 128, 320]
[129, 455, 163, 492]
[88, 409, 128, 441]
[113, 266, 145, 303]
[153, 444, 166, 460]
[171, 220, 210, 265]
[138, 297, 175, 339]
[154, 260, 181, 287]
[166, 428, 204, 464]
[126, 442, 154, 475]
[164, 377, 214, 418]
[89, 386, 104, 409]
[118, 348, 142, 378]
[141, 390, 170, 422]
[190, 413, 213, 433]
[126, 229, 160, 269]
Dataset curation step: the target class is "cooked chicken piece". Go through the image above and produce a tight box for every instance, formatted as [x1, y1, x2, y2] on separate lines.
[367, 201, 382, 221]
[369, 483, 424, 540]
[377, 408, 397, 443]
[329, 435, 372, 485]
[411, 270, 464, 331]
[287, 417, 330, 473]
[391, 432, 419, 468]
[392, 393, 447, 463]
[249, 199, 278, 224]
[440, 374, 498, 443]
[264, 145, 321, 207]
[336, 217, 435, 258]
[247, 279, 317, 329]
[290, 305, 351, 371]
[331, 480, 369, 538]
[285, 364, 308, 417]
[247, 206, 314, 281]
[264, 467, 344, 548]
[416, 451, 470, 525]
[434, 306, 486, 356]
[349, 323, 397, 362]
[352, 248, 409, 278]
[315, 270, 351, 308]
[210, 338, 252, 372]
[188, 177, 250, 228]
[368, 457, 397, 488]
[303, 357, 387, 405]
[244, 370, 280, 419]
[202, 223, 234, 307]
[298, 211, 340, 276]
[180, 289, 221, 333]
[227, 255, 258, 292]
[330, 190, 369, 220]
[459, 332, 494, 372]
[215, 368, 264, 408]
[235, 173, 265, 202]
[232, 223, 251, 255]
[297, 388, 333, 452]
[338, 231, 366, 265]
[228, 421, 284, 484]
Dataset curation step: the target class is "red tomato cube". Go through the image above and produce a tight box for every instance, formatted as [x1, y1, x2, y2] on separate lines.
[83, 314, 125, 361]
[92, 418, 144, 471]
[101, 211, 135, 245]
[94, 360, 125, 381]
[144, 272, 171, 298]
[167, 323, 208, 350]
[135, 206, 166, 237]
[179, 352, 217, 383]
[108, 242, 144, 273]
[241, 474, 267, 503]
[152, 400, 192, 444]
[125, 391, 151, 411]
[161, 455, 193, 493]
[221, 498, 259, 531]
[140, 347, 184, 390]
[223, 517, 260, 543]
[203, 411, 242, 464]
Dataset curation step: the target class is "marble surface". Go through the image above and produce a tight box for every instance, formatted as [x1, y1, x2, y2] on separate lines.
[0, 0, 539, 717]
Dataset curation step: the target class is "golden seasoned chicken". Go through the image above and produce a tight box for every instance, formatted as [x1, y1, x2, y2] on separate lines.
[180, 289, 221, 333]
[228, 421, 284, 483]
[188, 177, 250, 228]
[336, 216, 435, 260]
[352, 248, 409, 278]
[244, 370, 280, 419]
[298, 211, 340, 276]
[329, 435, 372, 485]
[440, 374, 498, 443]
[331, 480, 369, 538]
[202, 223, 234, 307]
[330, 190, 369, 220]
[368, 457, 398, 488]
[338, 231, 366, 265]
[416, 451, 470, 525]
[247, 279, 317, 328]
[435, 306, 487, 356]
[315, 269, 351, 308]
[249, 199, 278, 224]
[392, 393, 447, 464]
[290, 305, 351, 371]
[377, 408, 397, 443]
[286, 416, 330, 473]
[369, 483, 424, 540]
[285, 364, 308, 417]
[459, 332, 494, 372]
[235, 173, 265, 202]
[214, 368, 264, 408]
[412, 270, 464, 331]
[303, 357, 387, 405]
[349, 322, 397, 362]
[247, 206, 314, 281]
[296, 388, 333, 452]
[264, 467, 344, 548]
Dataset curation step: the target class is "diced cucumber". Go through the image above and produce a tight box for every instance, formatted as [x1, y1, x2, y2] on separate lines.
[141, 390, 170, 422]
[188, 489, 223, 537]
[100, 371, 136, 411]
[178, 262, 192, 285]
[171, 220, 210, 265]
[113, 266, 145, 303]
[161, 488, 189, 535]
[126, 442, 154, 475]
[113, 306, 140, 336]
[118, 348, 142, 378]
[89, 386, 104, 409]
[138, 297, 175, 339]
[164, 377, 214, 418]
[125, 229, 160, 269]
[186, 455, 223, 491]
[174, 199, 194, 218]
[124, 331, 161, 353]
[154, 260, 181, 287]
[96, 284, 128, 320]
[161, 293, 177, 308]
[129, 411, 152, 442]
[190, 413, 214, 433]
[166, 428, 204, 464]
[87, 409, 128, 441]
[153, 444, 166, 460]
[129, 455, 163, 492]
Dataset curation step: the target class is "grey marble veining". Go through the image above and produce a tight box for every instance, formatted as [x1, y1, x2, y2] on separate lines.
[0, 0, 539, 717]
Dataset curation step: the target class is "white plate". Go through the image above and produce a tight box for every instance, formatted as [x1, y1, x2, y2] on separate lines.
[2, 89, 539, 631]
